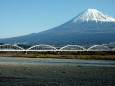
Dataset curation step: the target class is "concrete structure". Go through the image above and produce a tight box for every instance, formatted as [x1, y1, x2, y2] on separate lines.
[87, 45, 111, 51]
[59, 45, 86, 51]
[27, 44, 57, 51]
[0, 44, 25, 51]
[0, 44, 113, 51]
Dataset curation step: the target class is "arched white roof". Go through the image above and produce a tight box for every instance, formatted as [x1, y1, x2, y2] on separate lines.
[112, 48, 115, 51]
[0, 44, 25, 51]
[59, 45, 86, 51]
[27, 44, 57, 51]
[87, 45, 111, 51]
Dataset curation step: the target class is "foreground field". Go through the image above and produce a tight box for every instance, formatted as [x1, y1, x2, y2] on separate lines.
[0, 51, 115, 60]
[0, 62, 115, 86]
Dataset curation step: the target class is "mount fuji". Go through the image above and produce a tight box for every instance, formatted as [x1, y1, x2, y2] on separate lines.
[1, 9, 115, 46]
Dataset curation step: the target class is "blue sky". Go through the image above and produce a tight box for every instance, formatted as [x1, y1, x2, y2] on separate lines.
[0, 0, 115, 38]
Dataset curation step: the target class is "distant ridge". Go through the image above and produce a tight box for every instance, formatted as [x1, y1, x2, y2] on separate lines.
[0, 9, 115, 46]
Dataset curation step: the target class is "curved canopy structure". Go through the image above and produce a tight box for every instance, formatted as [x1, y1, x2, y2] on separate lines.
[0, 44, 112, 51]
[59, 45, 86, 51]
[112, 48, 115, 51]
[27, 44, 57, 51]
[0, 44, 25, 51]
[87, 45, 111, 51]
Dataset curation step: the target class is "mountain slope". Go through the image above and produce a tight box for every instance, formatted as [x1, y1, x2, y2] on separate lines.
[73, 9, 115, 22]
[1, 9, 115, 46]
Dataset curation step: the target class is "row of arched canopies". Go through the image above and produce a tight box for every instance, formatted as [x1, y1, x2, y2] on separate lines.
[0, 44, 114, 51]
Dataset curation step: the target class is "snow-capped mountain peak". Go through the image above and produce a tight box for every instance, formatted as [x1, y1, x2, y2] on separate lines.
[73, 9, 115, 23]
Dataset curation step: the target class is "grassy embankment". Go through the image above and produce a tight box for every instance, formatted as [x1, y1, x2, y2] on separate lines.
[0, 51, 115, 60]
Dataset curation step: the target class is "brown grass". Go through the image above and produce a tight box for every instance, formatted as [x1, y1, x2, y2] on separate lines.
[0, 51, 115, 60]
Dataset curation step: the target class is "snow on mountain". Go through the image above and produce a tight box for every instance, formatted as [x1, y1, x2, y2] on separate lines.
[73, 9, 115, 23]
[1, 9, 115, 46]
